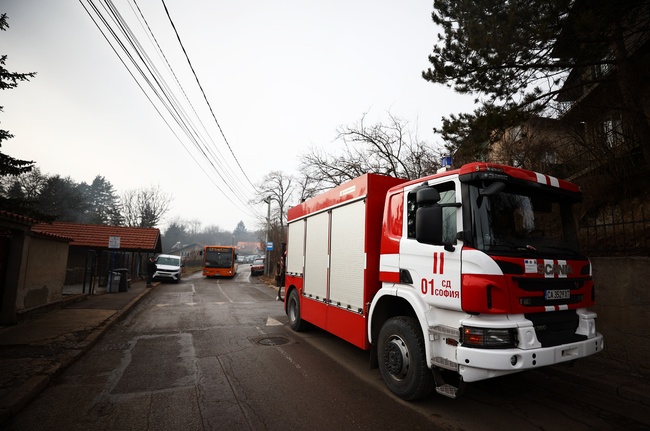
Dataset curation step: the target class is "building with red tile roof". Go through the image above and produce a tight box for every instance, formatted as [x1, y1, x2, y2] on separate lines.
[32, 222, 162, 252]
[31, 222, 162, 290]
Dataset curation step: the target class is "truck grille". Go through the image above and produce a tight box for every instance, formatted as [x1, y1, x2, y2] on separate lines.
[514, 277, 584, 292]
[524, 310, 587, 347]
[514, 277, 585, 308]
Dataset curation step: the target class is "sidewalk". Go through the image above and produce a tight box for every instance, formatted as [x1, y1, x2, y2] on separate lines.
[0, 280, 155, 426]
[0, 279, 648, 426]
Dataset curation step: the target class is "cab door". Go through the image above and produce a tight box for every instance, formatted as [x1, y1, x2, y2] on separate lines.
[399, 178, 463, 312]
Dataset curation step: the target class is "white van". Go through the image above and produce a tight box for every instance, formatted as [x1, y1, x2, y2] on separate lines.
[153, 254, 183, 283]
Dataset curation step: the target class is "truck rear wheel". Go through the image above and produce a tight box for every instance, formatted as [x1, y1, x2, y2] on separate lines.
[377, 316, 434, 400]
[287, 289, 307, 332]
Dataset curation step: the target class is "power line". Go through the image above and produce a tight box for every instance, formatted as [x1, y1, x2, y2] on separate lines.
[82, 0, 259, 216]
[80, 0, 240, 201]
[160, 0, 256, 190]
[79, 0, 263, 221]
[130, 0, 253, 199]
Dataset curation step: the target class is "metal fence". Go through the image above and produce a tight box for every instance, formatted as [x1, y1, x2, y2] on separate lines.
[579, 199, 650, 256]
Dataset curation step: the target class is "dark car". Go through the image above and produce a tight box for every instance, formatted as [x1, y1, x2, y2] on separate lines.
[251, 258, 265, 276]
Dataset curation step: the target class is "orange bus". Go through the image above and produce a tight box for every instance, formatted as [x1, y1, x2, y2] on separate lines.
[202, 245, 238, 278]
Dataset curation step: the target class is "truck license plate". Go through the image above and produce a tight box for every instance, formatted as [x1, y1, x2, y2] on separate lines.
[545, 289, 570, 300]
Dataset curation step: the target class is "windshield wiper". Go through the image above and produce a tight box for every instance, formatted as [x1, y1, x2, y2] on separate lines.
[534, 245, 580, 256]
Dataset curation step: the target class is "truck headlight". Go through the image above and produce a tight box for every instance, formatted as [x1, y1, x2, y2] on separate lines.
[461, 326, 518, 348]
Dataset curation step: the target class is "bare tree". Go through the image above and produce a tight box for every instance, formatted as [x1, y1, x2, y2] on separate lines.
[121, 185, 172, 228]
[187, 219, 202, 236]
[299, 112, 444, 191]
[294, 172, 321, 203]
[198, 225, 232, 245]
[251, 171, 297, 274]
[121, 189, 138, 227]
[254, 171, 295, 229]
[16, 167, 46, 199]
[0, 166, 45, 199]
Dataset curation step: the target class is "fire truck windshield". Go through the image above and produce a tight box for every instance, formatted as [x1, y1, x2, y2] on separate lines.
[468, 183, 582, 258]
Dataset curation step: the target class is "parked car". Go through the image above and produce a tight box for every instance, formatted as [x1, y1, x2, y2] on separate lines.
[250, 258, 265, 276]
[153, 254, 183, 283]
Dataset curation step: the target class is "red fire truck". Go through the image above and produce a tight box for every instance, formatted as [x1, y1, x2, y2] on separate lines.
[283, 162, 603, 400]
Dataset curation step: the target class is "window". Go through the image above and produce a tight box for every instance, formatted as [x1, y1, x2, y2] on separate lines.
[439, 188, 458, 244]
[407, 181, 457, 244]
[603, 117, 623, 148]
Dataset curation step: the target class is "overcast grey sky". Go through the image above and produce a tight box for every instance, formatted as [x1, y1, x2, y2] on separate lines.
[2, 0, 474, 233]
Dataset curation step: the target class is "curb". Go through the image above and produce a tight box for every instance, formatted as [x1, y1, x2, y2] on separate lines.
[16, 293, 88, 324]
[75, 285, 154, 350]
[0, 375, 50, 424]
[0, 286, 154, 427]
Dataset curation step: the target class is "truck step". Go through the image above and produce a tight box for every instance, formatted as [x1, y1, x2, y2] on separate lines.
[436, 384, 459, 399]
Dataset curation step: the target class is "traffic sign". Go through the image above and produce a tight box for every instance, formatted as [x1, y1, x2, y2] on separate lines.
[108, 236, 121, 249]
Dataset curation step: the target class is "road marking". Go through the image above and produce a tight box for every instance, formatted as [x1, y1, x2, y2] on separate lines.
[218, 285, 234, 302]
[266, 317, 283, 326]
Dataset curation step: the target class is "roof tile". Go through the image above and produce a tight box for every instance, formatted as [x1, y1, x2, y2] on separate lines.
[32, 222, 161, 252]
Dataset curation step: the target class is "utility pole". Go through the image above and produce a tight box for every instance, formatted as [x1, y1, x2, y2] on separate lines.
[264, 197, 271, 277]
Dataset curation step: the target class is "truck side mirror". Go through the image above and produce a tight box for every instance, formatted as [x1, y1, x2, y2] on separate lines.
[416, 187, 441, 205]
[415, 187, 444, 245]
[415, 205, 443, 245]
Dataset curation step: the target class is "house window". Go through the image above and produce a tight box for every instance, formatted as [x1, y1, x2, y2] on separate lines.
[541, 150, 557, 164]
[592, 56, 614, 79]
[603, 117, 623, 148]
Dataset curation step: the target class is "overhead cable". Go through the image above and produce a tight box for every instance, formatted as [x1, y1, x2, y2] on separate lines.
[79, 0, 262, 220]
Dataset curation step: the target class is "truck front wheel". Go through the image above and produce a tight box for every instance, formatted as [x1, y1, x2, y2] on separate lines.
[287, 289, 307, 332]
[377, 316, 434, 400]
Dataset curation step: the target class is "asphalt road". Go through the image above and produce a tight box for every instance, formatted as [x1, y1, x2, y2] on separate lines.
[5, 268, 648, 430]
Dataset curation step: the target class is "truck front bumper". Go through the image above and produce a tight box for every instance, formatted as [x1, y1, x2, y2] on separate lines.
[457, 332, 604, 382]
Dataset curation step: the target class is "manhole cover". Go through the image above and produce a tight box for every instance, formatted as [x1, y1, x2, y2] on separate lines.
[257, 336, 289, 346]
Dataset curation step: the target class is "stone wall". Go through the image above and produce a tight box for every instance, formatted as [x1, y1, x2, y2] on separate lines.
[591, 256, 650, 377]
